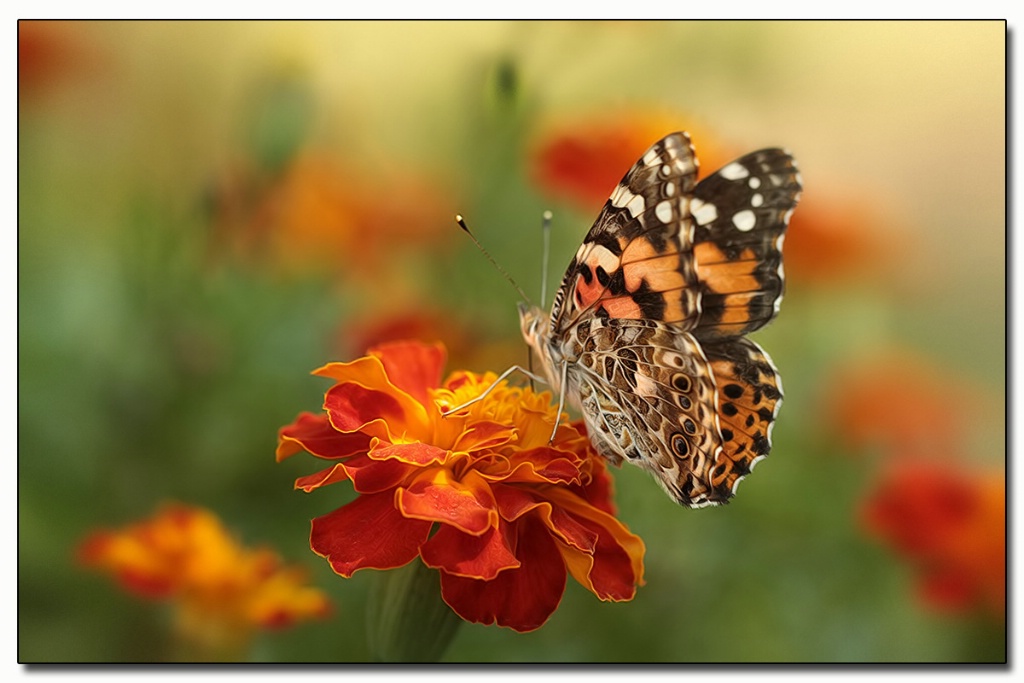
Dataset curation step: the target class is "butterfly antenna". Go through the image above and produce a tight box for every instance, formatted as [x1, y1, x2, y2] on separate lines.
[455, 215, 532, 305]
[539, 210, 552, 306]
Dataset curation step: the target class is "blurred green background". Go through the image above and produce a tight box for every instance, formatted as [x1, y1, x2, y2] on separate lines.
[18, 20, 1005, 662]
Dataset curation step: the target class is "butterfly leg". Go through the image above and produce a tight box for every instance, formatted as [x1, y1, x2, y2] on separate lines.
[440, 364, 548, 417]
[548, 360, 569, 444]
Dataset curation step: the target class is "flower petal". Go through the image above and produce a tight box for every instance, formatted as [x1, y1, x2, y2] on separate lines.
[316, 355, 429, 434]
[325, 382, 409, 440]
[452, 420, 516, 453]
[544, 487, 646, 600]
[439, 516, 566, 632]
[277, 412, 372, 462]
[420, 523, 519, 580]
[492, 483, 550, 522]
[343, 455, 415, 494]
[396, 469, 498, 535]
[369, 440, 448, 466]
[294, 463, 351, 492]
[310, 492, 431, 578]
[370, 340, 446, 406]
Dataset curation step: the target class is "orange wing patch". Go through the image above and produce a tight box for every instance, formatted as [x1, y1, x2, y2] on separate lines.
[703, 337, 782, 497]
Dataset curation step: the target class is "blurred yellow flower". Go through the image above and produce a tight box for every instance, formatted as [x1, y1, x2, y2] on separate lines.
[78, 503, 330, 657]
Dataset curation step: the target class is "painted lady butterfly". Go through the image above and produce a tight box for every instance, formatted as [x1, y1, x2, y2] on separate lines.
[519, 131, 802, 507]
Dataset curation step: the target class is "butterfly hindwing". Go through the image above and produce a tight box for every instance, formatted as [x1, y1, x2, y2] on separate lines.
[567, 317, 725, 507]
[702, 336, 783, 499]
[549, 132, 701, 333]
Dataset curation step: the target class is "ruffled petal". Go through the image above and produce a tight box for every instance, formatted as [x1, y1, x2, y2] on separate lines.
[370, 340, 446, 406]
[310, 493, 431, 578]
[420, 523, 519, 580]
[396, 469, 498, 535]
[497, 447, 584, 485]
[342, 455, 415, 494]
[316, 355, 429, 434]
[368, 440, 448, 466]
[294, 463, 351, 492]
[276, 412, 371, 462]
[452, 420, 516, 453]
[492, 483, 550, 522]
[544, 487, 645, 599]
[439, 516, 566, 632]
[295, 454, 415, 494]
[324, 383, 409, 441]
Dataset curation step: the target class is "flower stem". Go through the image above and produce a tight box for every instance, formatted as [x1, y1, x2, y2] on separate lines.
[366, 560, 463, 662]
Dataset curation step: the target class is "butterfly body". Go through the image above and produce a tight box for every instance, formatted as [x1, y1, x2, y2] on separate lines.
[521, 132, 801, 508]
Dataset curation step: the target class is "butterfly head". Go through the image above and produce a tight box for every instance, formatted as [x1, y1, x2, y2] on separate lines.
[517, 302, 547, 348]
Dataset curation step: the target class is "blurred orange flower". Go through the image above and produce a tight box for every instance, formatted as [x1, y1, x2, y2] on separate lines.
[208, 151, 454, 276]
[860, 461, 1005, 618]
[529, 110, 732, 211]
[277, 340, 645, 633]
[783, 191, 895, 287]
[78, 503, 330, 654]
[824, 350, 981, 460]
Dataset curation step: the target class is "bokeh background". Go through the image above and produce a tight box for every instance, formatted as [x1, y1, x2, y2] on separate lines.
[18, 20, 1005, 663]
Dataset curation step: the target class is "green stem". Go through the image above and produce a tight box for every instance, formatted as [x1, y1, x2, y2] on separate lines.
[366, 560, 463, 662]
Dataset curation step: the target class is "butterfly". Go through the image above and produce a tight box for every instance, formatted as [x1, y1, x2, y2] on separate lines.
[519, 131, 802, 507]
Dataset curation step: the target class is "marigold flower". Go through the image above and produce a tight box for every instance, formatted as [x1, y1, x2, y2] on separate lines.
[859, 461, 1005, 618]
[78, 503, 331, 654]
[277, 340, 645, 633]
[529, 110, 732, 211]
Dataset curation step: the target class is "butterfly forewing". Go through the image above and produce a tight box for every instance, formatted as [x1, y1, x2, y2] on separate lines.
[549, 133, 702, 333]
[690, 148, 801, 339]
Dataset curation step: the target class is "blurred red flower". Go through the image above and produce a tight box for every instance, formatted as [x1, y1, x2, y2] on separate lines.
[860, 461, 1005, 617]
[529, 110, 732, 211]
[78, 503, 331, 652]
[277, 340, 645, 632]
[18, 21, 103, 100]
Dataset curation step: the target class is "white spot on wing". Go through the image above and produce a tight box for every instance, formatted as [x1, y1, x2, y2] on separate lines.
[610, 184, 634, 208]
[643, 149, 659, 165]
[751, 193, 763, 208]
[748, 177, 761, 189]
[655, 200, 673, 224]
[690, 197, 718, 226]
[720, 162, 750, 180]
[783, 208, 794, 224]
[732, 209, 756, 231]
[665, 181, 676, 197]
[626, 193, 646, 218]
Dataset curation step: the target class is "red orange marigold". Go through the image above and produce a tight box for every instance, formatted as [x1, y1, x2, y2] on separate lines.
[78, 503, 331, 646]
[277, 340, 645, 632]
